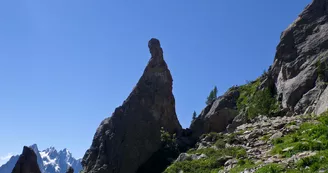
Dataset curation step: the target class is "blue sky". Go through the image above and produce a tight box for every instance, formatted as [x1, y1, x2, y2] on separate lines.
[0, 0, 311, 164]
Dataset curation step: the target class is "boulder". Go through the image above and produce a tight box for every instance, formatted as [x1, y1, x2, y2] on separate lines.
[315, 86, 328, 114]
[12, 146, 41, 173]
[226, 109, 248, 133]
[190, 87, 240, 139]
[175, 153, 207, 162]
[82, 38, 182, 173]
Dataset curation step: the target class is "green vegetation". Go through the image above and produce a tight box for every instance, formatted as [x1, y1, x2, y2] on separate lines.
[164, 147, 246, 173]
[237, 80, 260, 111]
[255, 163, 285, 173]
[165, 112, 328, 173]
[214, 140, 225, 149]
[295, 150, 328, 172]
[315, 59, 327, 81]
[137, 128, 179, 173]
[267, 111, 328, 172]
[237, 79, 279, 119]
[192, 111, 197, 121]
[247, 88, 280, 118]
[160, 127, 177, 148]
[206, 86, 218, 105]
[164, 131, 247, 173]
[200, 132, 239, 145]
[229, 159, 256, 173]
[260, 134, 271, 142]
[272, 113, 328, 158]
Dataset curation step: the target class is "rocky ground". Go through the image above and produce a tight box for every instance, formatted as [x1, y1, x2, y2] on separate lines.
[220, 115, 315, 173]
[167, 113, 328, 173]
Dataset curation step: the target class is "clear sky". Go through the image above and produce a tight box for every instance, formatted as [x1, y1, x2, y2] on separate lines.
[0, 0, 311, 164]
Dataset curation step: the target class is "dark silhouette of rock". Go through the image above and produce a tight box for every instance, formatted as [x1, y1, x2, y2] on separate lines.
[82, 38, 182, 173]
[12, 146, 41, 173]
[190, 87, 240, 139]
[66, 166, 74, 173]
[270, 0, 328, 115]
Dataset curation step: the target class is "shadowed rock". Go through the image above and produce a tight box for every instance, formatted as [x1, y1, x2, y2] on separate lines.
[12, 146, 41, 173]
[66, 166, 74, 173]
[82, 38, 181, 173]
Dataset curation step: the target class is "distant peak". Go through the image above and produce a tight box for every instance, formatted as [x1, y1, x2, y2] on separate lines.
[60, 148, 71, 156]
[29, 144, 38, 149]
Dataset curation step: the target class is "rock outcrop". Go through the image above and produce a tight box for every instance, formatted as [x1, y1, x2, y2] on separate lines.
[190, 87, 240, 138]
[270, 0, 328, 115]
[191, 0, 328, 139]
[82, 38, 182, 173]
[12, 146, 41, 173]
[66, 167, 74, 173]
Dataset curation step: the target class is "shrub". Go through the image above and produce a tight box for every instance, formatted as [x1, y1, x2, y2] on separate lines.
[215, 140, 225, 149]
[255, 163, 285, 173]
[315, 59, 327, 80]
[247, 88, 279, 118]
[237, 79, 279, 119]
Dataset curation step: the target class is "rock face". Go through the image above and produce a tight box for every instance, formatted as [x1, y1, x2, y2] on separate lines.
[66, 167, 74, 173]
[82, 38, 182, 173]
[12, 146, 41, 173]
[270, 0, 328, 115]
[190, 87, 240, 138]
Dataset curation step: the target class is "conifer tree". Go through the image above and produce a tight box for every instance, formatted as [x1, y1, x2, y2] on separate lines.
[192, 111, 197, 120]
[206, 86, 218, 105]
[213, 86, 218, 99]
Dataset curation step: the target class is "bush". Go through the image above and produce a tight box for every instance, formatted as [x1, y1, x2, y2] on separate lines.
[237, 79, 279, 119]
[255, 163, 285, 173]
[215, 140, 225, 149]
[247, 88, 279, 119]
[237, 80, 260, 111]
[315, 59, 327, 80]
[137, 128, 180, 173]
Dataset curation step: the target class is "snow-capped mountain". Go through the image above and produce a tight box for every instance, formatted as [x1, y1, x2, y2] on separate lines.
[0, 144, 82, 173]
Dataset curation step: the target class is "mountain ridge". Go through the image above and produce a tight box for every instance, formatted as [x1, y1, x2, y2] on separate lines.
[0, 144, 81, 173]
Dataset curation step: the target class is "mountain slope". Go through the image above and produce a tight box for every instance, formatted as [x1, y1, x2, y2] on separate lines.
[0, 144, 81, 173]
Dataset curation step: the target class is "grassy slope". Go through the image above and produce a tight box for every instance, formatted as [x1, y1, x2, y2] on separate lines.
[164, 111, 328, 173]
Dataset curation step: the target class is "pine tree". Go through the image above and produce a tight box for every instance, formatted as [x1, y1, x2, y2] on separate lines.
[213, 86, 218, 99]
[192, 111, 197, 120]
[206, 86, 218, 105]
[206, 90, 215, 105]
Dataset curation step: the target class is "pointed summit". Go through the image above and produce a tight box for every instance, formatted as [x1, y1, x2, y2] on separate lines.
[12, 146, 41, 173]
[82, 38, 181, 173]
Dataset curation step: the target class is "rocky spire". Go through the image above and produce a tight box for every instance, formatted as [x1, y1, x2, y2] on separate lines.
[12, 146, 41, 173]
[82, 38, 181, 173]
